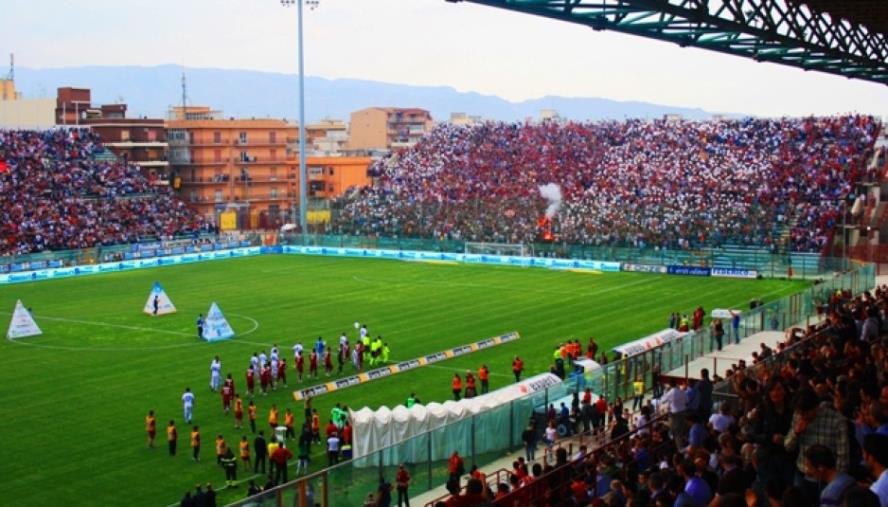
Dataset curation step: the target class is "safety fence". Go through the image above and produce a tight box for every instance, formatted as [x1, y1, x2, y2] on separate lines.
[282, 233, 839, 279]
[224, 261, 874, 507]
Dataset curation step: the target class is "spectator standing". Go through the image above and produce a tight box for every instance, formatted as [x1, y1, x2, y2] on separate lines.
[784, 389, 850, 501]
[253, 431, 267, 474]
[661, 380, 688, 448]
[396, 463, 411, 507]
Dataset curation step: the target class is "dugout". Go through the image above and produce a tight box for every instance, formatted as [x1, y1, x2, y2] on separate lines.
[349, 373, 562, 466]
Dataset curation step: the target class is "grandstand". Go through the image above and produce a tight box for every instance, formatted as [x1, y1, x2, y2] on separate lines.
[0, 129, 209, 256]
[2, 1, 888, 505]
[334, 117, 880, 256]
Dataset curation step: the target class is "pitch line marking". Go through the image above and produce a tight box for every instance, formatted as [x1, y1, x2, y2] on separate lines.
[3, 312, 261, 351]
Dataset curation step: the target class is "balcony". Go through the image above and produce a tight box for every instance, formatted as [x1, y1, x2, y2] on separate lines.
[181, 176, 231, 185]
[133, 160, 170, 168]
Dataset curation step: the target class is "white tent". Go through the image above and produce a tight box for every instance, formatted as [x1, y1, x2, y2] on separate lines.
[6, 300, 42, 339]
[143, 282, 177, 316]
[351, 372, 562, 464]
[202, 302, 235, 341]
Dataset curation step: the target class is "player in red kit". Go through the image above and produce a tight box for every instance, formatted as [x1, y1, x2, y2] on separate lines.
[295, 352, 305, 383]
[221, 381, 233, 413]
[245, 366, 255, 397]
[323, 349, 333, 376]
[309, 350, 319, 379]
[223, 374, 236, 398]
[277, 358, 287, 387]
[260, 363, 271, 395]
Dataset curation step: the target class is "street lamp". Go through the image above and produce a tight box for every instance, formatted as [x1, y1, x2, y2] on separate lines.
[280, 0, 318, 237]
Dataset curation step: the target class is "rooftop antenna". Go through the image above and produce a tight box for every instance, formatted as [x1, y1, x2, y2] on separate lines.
[180, 69, 187, 119]
[7, 53, 13, 81]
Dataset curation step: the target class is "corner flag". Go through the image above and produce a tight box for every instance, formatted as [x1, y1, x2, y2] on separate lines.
[6, 300, 42, 339]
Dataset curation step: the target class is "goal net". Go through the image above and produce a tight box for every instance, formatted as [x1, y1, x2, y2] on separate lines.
[464, 242, 531, 257]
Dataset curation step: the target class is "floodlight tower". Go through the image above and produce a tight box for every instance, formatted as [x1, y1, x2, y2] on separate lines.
[280, 0, 318, 237]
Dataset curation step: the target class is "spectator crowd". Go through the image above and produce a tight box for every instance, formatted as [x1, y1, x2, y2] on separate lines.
[0, 128, 207, 256]
[432, 285, 888, 507]
[334, 116, 879, 253]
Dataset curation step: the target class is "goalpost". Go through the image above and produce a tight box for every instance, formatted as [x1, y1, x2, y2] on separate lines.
[464, 242, 532, 257]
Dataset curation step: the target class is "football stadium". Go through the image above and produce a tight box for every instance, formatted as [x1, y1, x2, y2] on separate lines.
[3, 2, 888, 507]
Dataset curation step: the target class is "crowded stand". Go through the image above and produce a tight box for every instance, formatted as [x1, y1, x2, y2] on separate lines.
[430, 286, 888, 507]
[334, 116, 880, 252]
[0, 129, 207, 256]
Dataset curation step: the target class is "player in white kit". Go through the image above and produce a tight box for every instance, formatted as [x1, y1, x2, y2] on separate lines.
[210, 356, 222, 392]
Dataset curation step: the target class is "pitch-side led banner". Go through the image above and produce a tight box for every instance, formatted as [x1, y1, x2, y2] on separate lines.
[622, 263, 668, 274]
[666, 265, 711, 277]
[0, 247, 263, 285]
[282, 246, 621, 272]
[711, 268, 758, 279]
[292, 331, 520, 401]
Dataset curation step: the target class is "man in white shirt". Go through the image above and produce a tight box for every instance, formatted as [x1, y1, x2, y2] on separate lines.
[340, 333, 348, 347]
[209, 356, 222, 392]
[270, 345, 279, 362]
[708, 403, 736, 434]
[250, 352, 260, 376]
[327, 432, 341, 467]
[660, 379, 688, 448]
[258, 350, 268, 368]
[182, 387, 195, 424]
[292, 342, 303, 359]
[863, 434, 888, 507]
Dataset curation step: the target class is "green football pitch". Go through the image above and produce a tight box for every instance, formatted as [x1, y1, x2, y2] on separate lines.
[0, 255, 809, 506]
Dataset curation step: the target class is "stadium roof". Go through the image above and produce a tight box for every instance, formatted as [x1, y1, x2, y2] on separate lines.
[793, 1, 888, 37]
[449, 0, 888, 86]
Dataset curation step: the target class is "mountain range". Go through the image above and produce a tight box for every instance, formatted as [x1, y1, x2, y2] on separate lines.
[14, 64, 727, 123]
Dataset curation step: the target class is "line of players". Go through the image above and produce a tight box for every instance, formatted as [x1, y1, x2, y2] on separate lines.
[208, 325, 391, 403]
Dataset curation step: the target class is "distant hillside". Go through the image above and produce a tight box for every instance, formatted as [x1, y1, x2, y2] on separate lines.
[14, 64, 728, 122]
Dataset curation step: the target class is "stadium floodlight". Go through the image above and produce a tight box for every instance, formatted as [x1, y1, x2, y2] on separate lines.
[280, 0, 319, 237]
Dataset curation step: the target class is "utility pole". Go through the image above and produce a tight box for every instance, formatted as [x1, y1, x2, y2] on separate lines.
[280, 0, 317, 239]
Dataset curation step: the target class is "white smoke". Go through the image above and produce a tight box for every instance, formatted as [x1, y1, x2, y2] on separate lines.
[538, 183, 562, 219]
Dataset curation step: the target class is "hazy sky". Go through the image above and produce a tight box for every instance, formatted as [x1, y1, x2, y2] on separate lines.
[3, 0, 888, 118]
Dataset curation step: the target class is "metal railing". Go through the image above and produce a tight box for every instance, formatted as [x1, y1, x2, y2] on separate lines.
[282, 233, 836, 279]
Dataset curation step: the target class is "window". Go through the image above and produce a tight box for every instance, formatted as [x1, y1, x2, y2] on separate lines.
[269, 131, 277, 143]
[213, 131, 221, 143]
[214, 190, 223, 202]
[238, 132, 247, 144]
[328, 167, 335, 176]
[240, 151, 249, 162]
[270, 149, 277, 161]
[270, 166, 278, 179]
[271, 187, 278, 199]
[214, 149, 222, 163]
[120, 129, 130, 141]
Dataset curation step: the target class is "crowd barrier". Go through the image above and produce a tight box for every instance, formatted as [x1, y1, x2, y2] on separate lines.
[280, 245, 621, 272]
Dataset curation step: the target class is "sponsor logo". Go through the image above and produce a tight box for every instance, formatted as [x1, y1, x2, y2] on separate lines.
[525, 376, 562, 393]
[711, 268, 758, 279]
[667, 266, 711, 276]
[396, 359, 421, 372]
[365, 367, 392, 380]
[334, 376, 362, 389]
[623, 263, 668, 274]
[296, 385, 330, 399]
[499, 332, 520, 343]
[424, 352, 448, 364]
[451, 345, 473, 357]
[475, 338, 496, 350]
